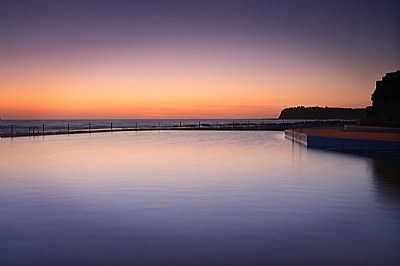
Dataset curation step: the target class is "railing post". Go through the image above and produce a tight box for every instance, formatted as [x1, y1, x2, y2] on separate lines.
[199, 121, 201, 128]
[232, 121, 235, 129]
[89, 123, 91, 132]
[11, 125, 14, 135]
[111, 123, 113, 131]
[135, 122, 138, 130]
[42, 124, 45, 134]
[68, 123, 70, 134]
[179, 122, 181, 129]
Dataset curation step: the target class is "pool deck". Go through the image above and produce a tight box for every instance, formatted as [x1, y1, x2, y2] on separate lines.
[285, 126, 400, 155]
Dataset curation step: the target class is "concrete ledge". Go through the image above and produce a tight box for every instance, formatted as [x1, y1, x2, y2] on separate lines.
[0, 125, 288, 139]
[308, 134, 400, 149]
[284, 130, 307, 146]
[344, 125, 400, 133]
[285, 128, 400, 155]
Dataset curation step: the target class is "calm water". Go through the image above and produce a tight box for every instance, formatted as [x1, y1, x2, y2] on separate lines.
[1, 131, 399, 265]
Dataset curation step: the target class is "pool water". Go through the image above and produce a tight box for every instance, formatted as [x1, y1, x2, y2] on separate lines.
[1, 131, 399, 265]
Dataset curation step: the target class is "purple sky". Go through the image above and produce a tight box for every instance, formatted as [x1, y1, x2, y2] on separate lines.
[1, 0, 399, 118]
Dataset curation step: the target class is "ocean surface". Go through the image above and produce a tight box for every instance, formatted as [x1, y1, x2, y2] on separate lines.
[1, 131, 399, 265]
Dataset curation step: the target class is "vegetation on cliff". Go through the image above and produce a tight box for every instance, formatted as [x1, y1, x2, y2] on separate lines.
[279, 106, 367, 120]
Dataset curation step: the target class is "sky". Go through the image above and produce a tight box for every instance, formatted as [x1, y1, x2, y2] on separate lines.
[0, 0, 399, 119]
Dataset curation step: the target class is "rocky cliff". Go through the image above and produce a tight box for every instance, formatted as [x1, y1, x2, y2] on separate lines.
[367, 70, 400, 121]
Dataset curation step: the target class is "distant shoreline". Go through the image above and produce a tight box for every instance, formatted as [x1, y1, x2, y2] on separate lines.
[279, 106, 367, 120]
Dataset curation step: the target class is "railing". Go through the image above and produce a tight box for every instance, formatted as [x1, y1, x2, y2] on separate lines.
[0, 120, 357, 138]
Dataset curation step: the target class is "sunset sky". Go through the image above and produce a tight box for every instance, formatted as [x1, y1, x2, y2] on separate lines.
[1, 0, 399, 119]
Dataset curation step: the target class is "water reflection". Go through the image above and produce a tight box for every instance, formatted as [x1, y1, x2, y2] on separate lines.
[371, 156, 400, 207]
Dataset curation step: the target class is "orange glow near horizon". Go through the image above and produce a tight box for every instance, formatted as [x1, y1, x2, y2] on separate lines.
[0, 43, 382, 119]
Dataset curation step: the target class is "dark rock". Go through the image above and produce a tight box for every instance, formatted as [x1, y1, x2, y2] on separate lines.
[367, 70, 400, 121]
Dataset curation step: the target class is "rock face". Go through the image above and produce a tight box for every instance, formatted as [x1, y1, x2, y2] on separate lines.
[367, 70, 400, 121]
[279, 106, 366, 120]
